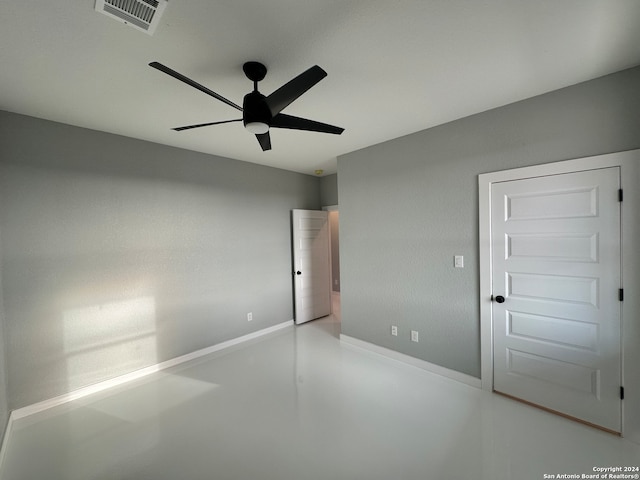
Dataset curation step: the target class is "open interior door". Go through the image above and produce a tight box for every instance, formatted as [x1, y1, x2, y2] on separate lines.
[291, 209, 331, 324]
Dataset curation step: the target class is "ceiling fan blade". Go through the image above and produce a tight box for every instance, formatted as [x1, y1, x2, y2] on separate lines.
[270, 113, 344, 135]
[149, 62, 243, 112]
[256, 132, 271, 151]
[172, 119, 242, 132]
[265, 65, 327, 116]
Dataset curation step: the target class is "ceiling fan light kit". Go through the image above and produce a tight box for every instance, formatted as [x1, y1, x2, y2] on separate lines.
[245, 122, 269, 135]
[149, 61, 344, 151]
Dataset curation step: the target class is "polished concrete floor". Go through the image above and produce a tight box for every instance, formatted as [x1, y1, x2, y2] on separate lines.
[2, 296, 639, 480]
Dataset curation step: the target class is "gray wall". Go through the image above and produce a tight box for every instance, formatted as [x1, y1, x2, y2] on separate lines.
[0, 236, 9, 444]
[0, 111, 320, 409]
[319, 173, 338, 207]
[337, 66, 640, 378]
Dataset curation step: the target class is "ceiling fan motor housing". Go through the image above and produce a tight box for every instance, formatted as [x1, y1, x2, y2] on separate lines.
[243, 91, 272, 128]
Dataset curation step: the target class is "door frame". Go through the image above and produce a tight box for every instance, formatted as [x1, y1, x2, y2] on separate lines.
[478, 149, 640, 441]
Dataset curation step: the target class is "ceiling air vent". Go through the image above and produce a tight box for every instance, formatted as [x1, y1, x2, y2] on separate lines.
[95, 0, 168, 35]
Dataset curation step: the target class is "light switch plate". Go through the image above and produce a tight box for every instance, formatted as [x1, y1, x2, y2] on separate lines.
[454, 255, 464, 268]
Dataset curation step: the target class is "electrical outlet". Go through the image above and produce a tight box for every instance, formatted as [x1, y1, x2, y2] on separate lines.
[411, 330, 419, 342]
[391, 325, 398, 336]
[247, 312, 253, 322]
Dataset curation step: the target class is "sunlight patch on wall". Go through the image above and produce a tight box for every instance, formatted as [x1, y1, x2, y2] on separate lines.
[63, 297, 157, 391]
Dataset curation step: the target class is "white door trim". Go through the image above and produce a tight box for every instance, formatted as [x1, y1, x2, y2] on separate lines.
[478, 149, 640, 441]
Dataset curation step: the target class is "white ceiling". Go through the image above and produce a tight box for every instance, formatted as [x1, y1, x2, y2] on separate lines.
[2, 1, 640, 175]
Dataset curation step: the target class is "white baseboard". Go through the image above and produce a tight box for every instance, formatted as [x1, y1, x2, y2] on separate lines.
[340, 334, 481, 388]
[10, 320, 293, 421]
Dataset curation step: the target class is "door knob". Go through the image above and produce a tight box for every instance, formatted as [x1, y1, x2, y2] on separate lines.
[494, 295, 505, 303]
[296, 271, 302, 275]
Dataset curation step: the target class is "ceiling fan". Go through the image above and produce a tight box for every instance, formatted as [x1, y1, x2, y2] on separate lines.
[149, 61, 344, 151]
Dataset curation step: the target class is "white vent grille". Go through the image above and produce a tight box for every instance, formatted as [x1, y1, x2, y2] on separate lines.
[95, 0, 168, 35]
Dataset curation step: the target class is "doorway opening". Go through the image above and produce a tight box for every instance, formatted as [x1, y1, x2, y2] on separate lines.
[290, 207, 340, 325]
[325, 207, 341, 323]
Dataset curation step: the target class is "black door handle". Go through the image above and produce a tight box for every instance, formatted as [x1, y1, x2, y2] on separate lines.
[296, 271, 302, 275]
[494, 295, 505, 303]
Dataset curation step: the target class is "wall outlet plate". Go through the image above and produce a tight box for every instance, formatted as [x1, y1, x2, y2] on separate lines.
[391, 325, 398, 336]
[411, 330, 419, 342]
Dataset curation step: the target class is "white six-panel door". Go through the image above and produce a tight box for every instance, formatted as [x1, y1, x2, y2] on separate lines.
[491, 167, 621, 432]
[292, 210, 331, 325]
